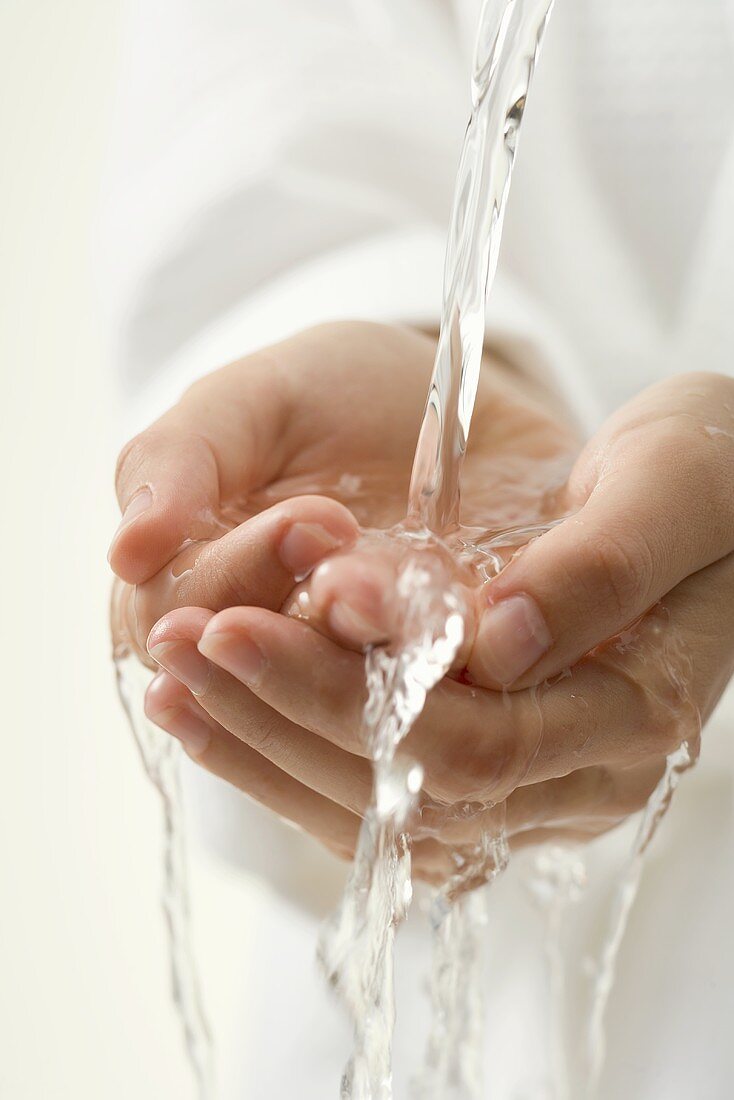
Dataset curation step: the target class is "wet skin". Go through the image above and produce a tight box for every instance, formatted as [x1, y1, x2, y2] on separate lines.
[110, 322, 734, 884]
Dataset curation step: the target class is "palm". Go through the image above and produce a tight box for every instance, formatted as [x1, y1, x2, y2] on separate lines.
[237, 322, 579, 538]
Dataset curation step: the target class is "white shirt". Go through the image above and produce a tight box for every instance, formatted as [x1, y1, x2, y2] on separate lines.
[101, 2, 734, 1096]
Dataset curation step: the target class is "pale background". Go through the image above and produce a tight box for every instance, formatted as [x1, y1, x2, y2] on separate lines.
[0, 4, 265, 1097]
[2, 4, 732, 1099]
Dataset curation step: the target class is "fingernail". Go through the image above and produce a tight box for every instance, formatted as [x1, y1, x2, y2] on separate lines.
[108, 488, 153, 558]
[475, 593, 551, 686]
[197, 630, 264, 687]
[279, 522, 345, 580]
[328, 600, 382, 645]
[147, 703, 211, 758]
[148, 639, 211, 695]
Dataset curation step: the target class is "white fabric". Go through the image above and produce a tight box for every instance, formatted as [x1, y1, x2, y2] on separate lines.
[101, 1, 734, 1096]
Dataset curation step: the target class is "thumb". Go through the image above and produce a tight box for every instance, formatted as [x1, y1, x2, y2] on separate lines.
[108, 358, 289, 584]
[467, 383, 734, 688]
[109, 423, 221, 584]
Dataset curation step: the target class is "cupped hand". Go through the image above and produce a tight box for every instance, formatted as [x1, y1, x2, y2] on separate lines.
[110, 320, 575, 660]
[140, 371, 734, 884]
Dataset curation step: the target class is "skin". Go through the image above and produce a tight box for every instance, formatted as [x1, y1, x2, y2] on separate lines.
[110, 321, 734, 886]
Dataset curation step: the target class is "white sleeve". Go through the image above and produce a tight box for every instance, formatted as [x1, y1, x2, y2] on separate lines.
[100, 0, 467, 391]
[101, 0, 600, 434]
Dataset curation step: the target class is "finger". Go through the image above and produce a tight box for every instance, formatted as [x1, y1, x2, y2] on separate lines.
[142, 668, 648, 881]
[304, 549, 398, 649]
[193, 604, 544, 802]
[144, 673, 463, 882]
[469, 381, 734, 688]
[188, 604, 598, 803]
[146, 608, 374, 815]
[143, 661, 664, 883]
[414, 758, 664, 848]
[197, 606, 373, 755]
[157, 606, 666, 840]
[192, 556, 726, 808]
[146, 667, 459, 882]
[110, 355, 294, 583]
[504, 759, 666, 836]
[144, 670, 361, 861]
[189, 604, 575, 804]
[132, 495, 358, 648]
[645, 549, 734, 719]
[287, 539, 476, 665]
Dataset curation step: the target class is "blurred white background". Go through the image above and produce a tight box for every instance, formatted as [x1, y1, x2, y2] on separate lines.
[2, 4, 732, 1098]
[0, 4, 266, 1096]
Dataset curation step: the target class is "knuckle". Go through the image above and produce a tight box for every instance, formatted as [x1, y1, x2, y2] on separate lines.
[671, 422, 734, 526]
[598, 652, 686, 761]
[115, 423, 219, 508]
[484, 727, 531, 799]
[418, 719, 476, 804]
[673, 370, 734, 403]
[425, 756, 470, 805]
[247, 710, 285, 756]
[424, 723, 519, 806]
[201, 541, 253, 608]
[642, 413, 734, 539]
[581, 528, 655, 622]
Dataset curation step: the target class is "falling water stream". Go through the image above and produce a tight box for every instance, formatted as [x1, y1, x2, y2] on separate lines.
[114, 649, 215, 1099]
[316, 3, 558, 1094]
[584, 740, 695, 1093]
[409, 0, 556, 533]
[114, 1, 701, 1097]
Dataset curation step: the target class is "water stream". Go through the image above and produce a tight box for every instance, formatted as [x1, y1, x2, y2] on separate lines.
[322, 2, 558, 1094]
[318, 546, 466, 1099]
[409, 0, 556, 531]
[114, 649, 215, 1100]
[584, 740, 695, 1093]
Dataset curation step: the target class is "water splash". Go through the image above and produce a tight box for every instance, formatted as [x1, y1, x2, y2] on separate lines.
[319, 545, 466, 1099]
[414, 828, 510, 1100]
[584, 741, 695, 1094]
[528, 845, 588, 1100]
[115, 652, 214, 1099]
